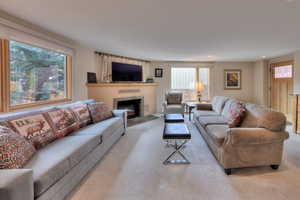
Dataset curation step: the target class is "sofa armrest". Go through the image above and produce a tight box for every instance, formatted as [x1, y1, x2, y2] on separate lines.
[0, 169, 34, 200]
[196, 103, 213, 111]
[112, 110, 127, 131]
[225, 128, 289, 146]
[162, 101, 168, 113]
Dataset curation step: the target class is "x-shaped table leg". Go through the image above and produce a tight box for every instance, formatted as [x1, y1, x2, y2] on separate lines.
[163, 139, 190, 165]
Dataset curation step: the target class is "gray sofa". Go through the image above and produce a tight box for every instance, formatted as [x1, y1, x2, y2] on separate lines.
[0, 99, 127, 200]
[193, 96, 289, 175]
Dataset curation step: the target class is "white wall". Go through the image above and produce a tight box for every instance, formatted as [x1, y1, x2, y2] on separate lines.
[150, 61, 256, 112]
[253, 60, 268, 105]
[73, 44, 97, 100]
[294, 51, 300, 94]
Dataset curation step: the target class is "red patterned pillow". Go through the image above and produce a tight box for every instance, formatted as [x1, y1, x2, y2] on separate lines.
[8, 113, 56, 149]
[69, 104, 92, 128]
[87, 102, 113, 123]
[227, 102, 246, 128]
[0, 126, 36, 169]
[45, 108, 79, 137]
[0, 120, 11, 129]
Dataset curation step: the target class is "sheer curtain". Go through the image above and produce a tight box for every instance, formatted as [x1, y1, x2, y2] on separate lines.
[95, 53, 150, 82]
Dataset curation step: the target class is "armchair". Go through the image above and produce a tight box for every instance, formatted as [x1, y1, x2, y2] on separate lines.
[163, 91, 185, 115]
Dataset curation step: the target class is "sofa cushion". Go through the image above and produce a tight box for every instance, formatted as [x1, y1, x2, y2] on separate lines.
[24, 135, 99, 197]
[0, 126, 36, 169]
[257, 110, 286, 132]
[166, 91, 182, 104]
[165, 104, 183, 114]
[205, 125, 229, 147]
[198, 116, 227, 127]
[226, 102, 246, 128]
[211, 96, 229, 114]
[221, 99, 238, 119]
[8, 112, 56, 149]
[241, 103, 286, 131]
[194, 110, 220, 119]
[69, 117, 123, 141]
[69, 104, 92, 128]
[87, 102, 113, 123]
[45, 108, 80, 138]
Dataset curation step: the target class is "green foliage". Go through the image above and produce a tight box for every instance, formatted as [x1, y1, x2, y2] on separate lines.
[10, 41, 66, 105]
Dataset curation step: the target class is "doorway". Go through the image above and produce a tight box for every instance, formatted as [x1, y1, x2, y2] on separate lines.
[270, 61, 295, 123]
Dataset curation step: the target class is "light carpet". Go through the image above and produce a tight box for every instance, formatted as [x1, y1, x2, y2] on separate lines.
[68, 117, 300, 200]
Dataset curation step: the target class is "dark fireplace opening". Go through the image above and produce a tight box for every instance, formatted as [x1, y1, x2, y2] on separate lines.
[117, 99, 141, 119]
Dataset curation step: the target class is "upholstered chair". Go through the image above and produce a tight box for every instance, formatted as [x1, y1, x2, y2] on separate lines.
[163, 91, 185, 115]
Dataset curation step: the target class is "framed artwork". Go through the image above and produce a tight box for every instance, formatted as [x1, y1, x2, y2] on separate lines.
[87, 72, 97, 83]
[224, 69, 241, 90]
[155, 68, 163, 78]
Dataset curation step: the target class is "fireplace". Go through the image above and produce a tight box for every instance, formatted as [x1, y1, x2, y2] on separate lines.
[113, 96, 144, 119]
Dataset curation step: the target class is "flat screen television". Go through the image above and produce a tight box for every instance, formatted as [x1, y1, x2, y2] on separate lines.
[112, 62, 143, 82]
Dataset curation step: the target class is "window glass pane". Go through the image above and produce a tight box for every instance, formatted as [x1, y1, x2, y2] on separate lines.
[199, 68, 210, 100]
[9, 41, 66, 106]
[171, 68, 196, 90]
[274, 65, 292, 78]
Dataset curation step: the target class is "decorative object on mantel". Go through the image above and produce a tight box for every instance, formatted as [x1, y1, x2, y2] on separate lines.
[103, 74, 112, 82]
[224, 69, 241, 90]
[87, 72, 97, 83]
[196, 81, 205, 102]
[146, 78, 154, 83]
[155, 68, 163, 78]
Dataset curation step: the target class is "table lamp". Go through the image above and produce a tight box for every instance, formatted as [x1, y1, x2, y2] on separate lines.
[196, 81, 205, 102]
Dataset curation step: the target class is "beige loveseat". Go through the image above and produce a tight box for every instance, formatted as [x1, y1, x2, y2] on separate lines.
[193, 96, 289, 175]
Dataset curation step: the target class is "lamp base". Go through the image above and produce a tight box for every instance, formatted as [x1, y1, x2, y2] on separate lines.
[197, 92, 202, 102]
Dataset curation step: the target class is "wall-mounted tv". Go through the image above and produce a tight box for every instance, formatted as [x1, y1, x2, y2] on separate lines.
[112, 62, 143, 82]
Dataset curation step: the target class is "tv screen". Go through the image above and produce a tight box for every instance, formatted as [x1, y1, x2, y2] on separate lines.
[112, 62, 143, 82]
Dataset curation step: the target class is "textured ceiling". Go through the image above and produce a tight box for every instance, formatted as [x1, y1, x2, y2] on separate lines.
[0, 0, 299, 61]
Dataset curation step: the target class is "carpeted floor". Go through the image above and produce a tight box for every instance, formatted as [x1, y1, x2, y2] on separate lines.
[127, 115, 159, 127]
[68, 116, 300, 200]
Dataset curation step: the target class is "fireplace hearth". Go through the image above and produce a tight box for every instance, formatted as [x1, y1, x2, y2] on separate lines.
[113, 96, 144, 119]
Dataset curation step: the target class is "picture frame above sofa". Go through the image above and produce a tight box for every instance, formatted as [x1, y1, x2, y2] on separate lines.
[224, 69, 241, 90]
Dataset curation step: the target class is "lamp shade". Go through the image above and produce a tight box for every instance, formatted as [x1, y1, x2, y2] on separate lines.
[196, 82, 205, 92]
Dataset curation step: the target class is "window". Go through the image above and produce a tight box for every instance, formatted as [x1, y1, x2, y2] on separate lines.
[199, 68, 210, 100]
[171, 68, 196, 90]
[171, 67, 210, 101]
[274, 65, 292, 78]
[9, 41, 67, 106]
[0, 39, 72, 112]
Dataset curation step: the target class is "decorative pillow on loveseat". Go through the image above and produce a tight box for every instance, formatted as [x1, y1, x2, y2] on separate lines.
[45, 108, 80, 138]
[87, 102, 113, 123]
[69, 104, 92, 128]
[8, 113, 57, 149]
[0, 126, 36, 169]
[227, 102, 246, 128]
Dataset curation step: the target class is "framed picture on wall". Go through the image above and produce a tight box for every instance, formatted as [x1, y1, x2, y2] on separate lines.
[224, 69, 241, 90]
[87, 72, 97, 83]
[155, 68, 163, 78]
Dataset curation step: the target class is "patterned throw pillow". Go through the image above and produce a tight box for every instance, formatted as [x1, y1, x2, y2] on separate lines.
[46, 108, 79, 137]
[0, 126, 36, 169]
[8, 113, 56, 149]
[0, 120, 11, 129]
[69, 104, 92, 128]
[87, 102, 113, 123]
[227, 102, 246, 128]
